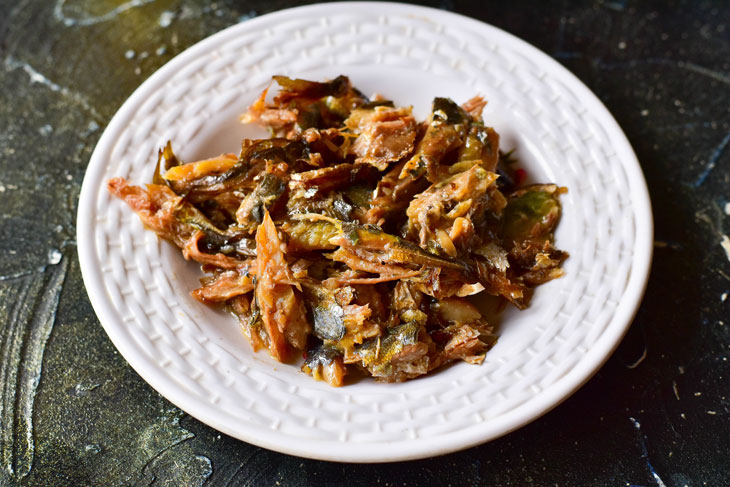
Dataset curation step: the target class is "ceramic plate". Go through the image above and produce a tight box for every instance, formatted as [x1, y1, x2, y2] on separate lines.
[77, 2, 653, 462]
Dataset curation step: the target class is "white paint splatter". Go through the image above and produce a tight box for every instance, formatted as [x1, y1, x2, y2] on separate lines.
[678, 61, 730, 86]
[38, 124, 53, 136]
[8, 58, 63, 91]
[4, 56, 102, 119]
[124, 49, 136, 59]
[721, 235, 730, 262]
[722, 292, 728, 302]
[54, 0, 156, 27]
[725, 202, 730, 216]
[47, 249, 62, 265]
[84, 120, 100, 135]
[74, 381, 103, 393]
[626, 347, 647, 369]
[159, 10, 175, 27]
[238, 10, 257, 23]
[196, 455, 213, 484]
[84, 444, 101, 454]
[155, 46, 167, 56]
[630, 416, 668, 487]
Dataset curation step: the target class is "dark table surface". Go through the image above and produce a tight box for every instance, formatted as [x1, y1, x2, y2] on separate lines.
[1, 0, 729, 485]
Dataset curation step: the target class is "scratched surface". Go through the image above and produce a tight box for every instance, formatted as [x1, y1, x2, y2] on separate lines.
[0, 0, 728, 485]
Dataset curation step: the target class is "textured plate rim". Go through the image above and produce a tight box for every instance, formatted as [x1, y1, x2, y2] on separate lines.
[77, 2, 653, 462]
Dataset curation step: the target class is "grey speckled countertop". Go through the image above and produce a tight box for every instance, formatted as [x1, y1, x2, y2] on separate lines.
[1, 1, 729, 485]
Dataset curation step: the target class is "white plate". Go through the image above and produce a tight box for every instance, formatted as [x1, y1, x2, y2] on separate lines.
[77, 2, 653, 462]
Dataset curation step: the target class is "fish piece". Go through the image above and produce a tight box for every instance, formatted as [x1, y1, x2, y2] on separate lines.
[427, 298, 494, 365]
[352, 322, 434, 382]
[331, 221, 473, 274]
[282, 219, 340, 252]
[289, 163, 356, 194]
[321, 271, 421, 287]
[108, 178, 186, 244]
[391, 280, 426, 325]
[302, 344, 347, 387]
[229, 294, 269, 352]
[108, 178, 255, 264]
[197, 191, 246, 227]
[179, 138, 306, 199]
[436, 323, 492, 365]
[364, 159, 429, 225]
[351, 284, 388, 323]
[255, 211, 311, 360]
[345, 106, 417, 170]
[457, 124, 500, 172]
[192, 268, 255, 303]
[163, 153, 239, 182]
[182, 231, 248, 269]
[431, 297, 482, 324]
[399, 98, 469, 183]
[287, 190, 357, 225]
[470, 256, 529, 309]
[341, 303, 377, 344]
[243, 75, 368, 137]
[508, 240, 568, 285]
[235, 173, 286, 229]
[328, 247, 410, 276]
[174, 200, 258, 260]
[301, 283, 347, 341]
[273, 75, 367, 132]
[461, 95, 487, 120]
[406, 165, 499, 254]
[241, 85, 299, 134]
[301, 282, 380, 361]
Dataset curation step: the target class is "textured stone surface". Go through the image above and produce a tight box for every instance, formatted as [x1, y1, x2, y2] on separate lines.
[0, 0, 728, 485]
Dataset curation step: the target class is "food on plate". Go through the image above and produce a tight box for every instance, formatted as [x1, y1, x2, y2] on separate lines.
[108, 75, 567, 386]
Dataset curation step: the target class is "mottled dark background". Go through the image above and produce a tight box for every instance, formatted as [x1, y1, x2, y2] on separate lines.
[1, 0, 729, 485]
